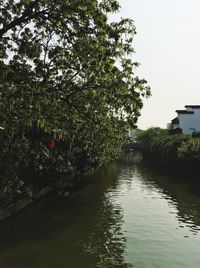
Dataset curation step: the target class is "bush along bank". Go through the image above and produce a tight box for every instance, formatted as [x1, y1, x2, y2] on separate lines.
[0, 127, 74, 217]
[0, 122, 127, 218]
[136, 127, 200, 171]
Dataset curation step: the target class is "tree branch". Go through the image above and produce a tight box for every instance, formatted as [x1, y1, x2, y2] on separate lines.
[0, 1, 47, 38]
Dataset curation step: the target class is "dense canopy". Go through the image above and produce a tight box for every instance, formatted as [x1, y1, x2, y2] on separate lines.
[0, 0, 150, 196]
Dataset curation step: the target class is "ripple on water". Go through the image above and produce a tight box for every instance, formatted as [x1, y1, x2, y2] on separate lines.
[0, 157, 200, 268]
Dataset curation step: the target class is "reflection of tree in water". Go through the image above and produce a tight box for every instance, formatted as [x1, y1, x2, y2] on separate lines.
[135, 163, 200, 235]
[0, 160, 134, 268]
[82, 194, 133, 268]
[173, 189, 200, 235]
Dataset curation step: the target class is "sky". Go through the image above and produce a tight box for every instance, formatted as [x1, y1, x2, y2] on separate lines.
[116, 0, 200, 129]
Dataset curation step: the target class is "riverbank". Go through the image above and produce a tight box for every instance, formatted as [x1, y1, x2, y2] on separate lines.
[0, 169, 81, 222]
[141, 157, 200, 178]
[136, 127, 200, 174]
[0, 187, 52, 222]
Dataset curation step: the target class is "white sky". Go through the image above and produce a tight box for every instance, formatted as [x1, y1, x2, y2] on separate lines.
[116, 0, 200, 129]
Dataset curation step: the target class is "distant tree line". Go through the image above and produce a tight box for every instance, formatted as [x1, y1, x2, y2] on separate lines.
[136, 127, 200, 169]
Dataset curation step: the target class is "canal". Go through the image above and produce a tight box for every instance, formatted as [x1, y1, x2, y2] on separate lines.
[0, 153, 200, 268]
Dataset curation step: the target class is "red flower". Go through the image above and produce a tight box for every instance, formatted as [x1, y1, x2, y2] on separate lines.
[47, 139, 56, 149]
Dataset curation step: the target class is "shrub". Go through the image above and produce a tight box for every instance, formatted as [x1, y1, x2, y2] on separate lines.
[178, 139, 200, 164]
[152, 134, 190, 162]
[136, 127, 191, 164]
[136, 127, 168, 154]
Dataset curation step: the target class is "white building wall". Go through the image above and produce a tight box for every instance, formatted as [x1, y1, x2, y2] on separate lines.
[178, 108, 200, 135]
[192, 108, 200, 132]
[178, 114, 193, 134]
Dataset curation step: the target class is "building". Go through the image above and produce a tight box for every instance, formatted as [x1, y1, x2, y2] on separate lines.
[169, 105, 200, 135]
[128, 128, 143, 142]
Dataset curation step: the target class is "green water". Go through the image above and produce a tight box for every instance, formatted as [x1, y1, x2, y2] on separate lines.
[0, 153, 200, 268]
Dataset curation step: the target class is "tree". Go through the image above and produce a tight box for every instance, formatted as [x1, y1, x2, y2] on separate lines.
[0, 0, 150, 179]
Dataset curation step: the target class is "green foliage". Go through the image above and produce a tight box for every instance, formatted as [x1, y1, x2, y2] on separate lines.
[136, 127, 168, 154]
[136, 127, 191, 164]
[151, 134, 190, 162]
[178, 139, 200, 164]
[0, 0, 150, 200]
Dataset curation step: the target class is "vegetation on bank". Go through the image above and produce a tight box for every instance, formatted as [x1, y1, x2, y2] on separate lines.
[136, 127, 200, 168]
[0, 0, 150, 206]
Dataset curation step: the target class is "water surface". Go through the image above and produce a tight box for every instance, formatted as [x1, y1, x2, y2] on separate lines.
[0, 153, 200, 268]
